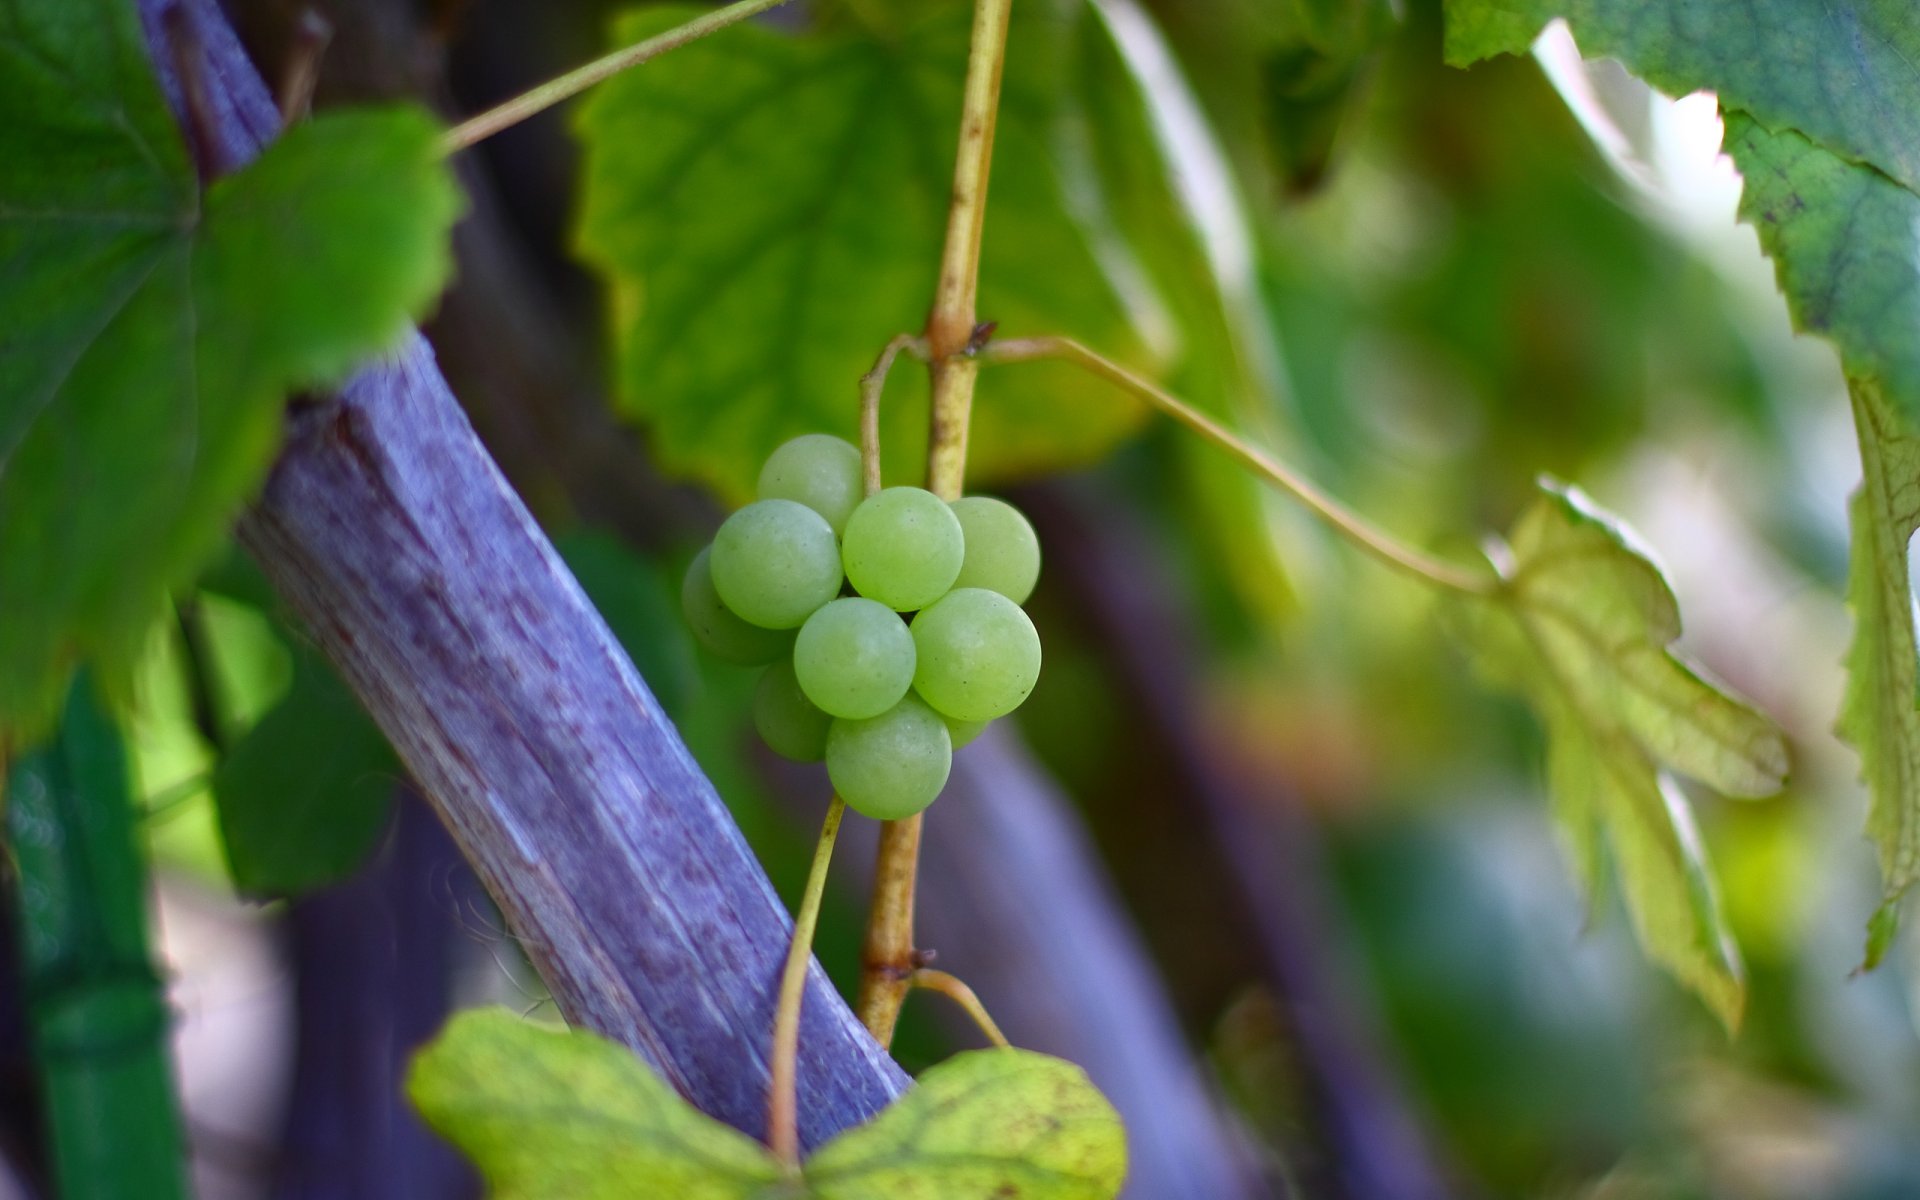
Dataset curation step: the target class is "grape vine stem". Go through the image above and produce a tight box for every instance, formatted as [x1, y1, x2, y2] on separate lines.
[768, 794, 846, 1169]
[441, 0, 796, 153]
[857, 0, 1014, 1048]
[858, 334, 929, 496]
[981, 336, 1498, 598]
[911, 969, 1010, 1047]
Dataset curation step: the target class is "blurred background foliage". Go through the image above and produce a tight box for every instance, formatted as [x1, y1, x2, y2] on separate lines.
[78, 0, 1920, 1197]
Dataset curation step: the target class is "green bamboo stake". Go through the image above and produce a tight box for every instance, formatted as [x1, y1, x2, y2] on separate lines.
[6, 673, 189, 1200]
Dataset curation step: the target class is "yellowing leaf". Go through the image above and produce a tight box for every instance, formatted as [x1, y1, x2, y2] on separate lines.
[1466, 481, 1787, 1027]
[806, 1049, 1126, 1200]
[1441, 0, 1920, 981]
[407, 1009, 789, 1199]
[0, 0, 461, 735]
[573, 5, 1146, 501]
[409, 1008, 1127, 1200]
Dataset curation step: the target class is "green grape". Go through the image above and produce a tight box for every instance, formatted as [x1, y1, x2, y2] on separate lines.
[911, 588, 1042, 722]
[680, 546, 793, 664]
[841, 487, 964, 612]
[710, 499, 843, 629]
[945, 716, 989, 749]
[949, 496, 1041, 604]
[827, 695, 952, 820]
[754, 659, 831, 762]
[794, 598, 915, 719]
[758, 434, 863, 535]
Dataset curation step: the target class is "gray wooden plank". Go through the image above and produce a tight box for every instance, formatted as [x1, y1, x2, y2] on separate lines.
[133, 0, 907, 1150]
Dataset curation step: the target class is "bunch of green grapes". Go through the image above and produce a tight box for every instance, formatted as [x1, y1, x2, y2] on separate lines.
[682, 434, 1042, 820]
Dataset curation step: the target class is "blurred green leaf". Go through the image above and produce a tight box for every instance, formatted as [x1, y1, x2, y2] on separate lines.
[7, 671, 189, 1199]
[1465, 482, 1788, 1027]
[574, 4, 1146, 501]
[410, 1008, 1126, 1199]
[212, 648, 396, 896]
[1728, 115, 1920, 957]
[1442, 0, 1920, 197]
[0, 0, 461, 736]
[1260, 0, 1399, 193]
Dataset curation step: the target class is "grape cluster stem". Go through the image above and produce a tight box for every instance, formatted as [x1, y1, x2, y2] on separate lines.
[910, 969, 1010, 1047]
[767, 794, 846, 1169]
[855, 0, 1014, 1051]
[981, 336, 1500, 599]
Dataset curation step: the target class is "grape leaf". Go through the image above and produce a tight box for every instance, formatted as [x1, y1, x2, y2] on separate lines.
[409, 1008, 1127, 1199]
[1465, 481, 1788, 1028]
[0, 0, 461, 736]
[407, 1009, 785, 1199]
[212, 646, 397, 897]
[1442, 0, 1920, 197]
[1440, 0, 1920, 979]
[574, 4, 1146, 501]
[1726, 118, 1920, 416]
[1728, 115, 1920, 960]
[803, 1048, 1127, 1200]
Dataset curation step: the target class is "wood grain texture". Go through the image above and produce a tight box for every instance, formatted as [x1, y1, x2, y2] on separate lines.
[134, 0, 907, 1149]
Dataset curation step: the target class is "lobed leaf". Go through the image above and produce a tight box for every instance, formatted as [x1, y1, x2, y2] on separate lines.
[0, 0, 461, 737]
[408, 1009, 790, 1199]
[806, 1049, 1126, 1200]
[1442, 0, 1920, 198]
[410, 1008, 1127, 1200]
[1466, 481, 1787, 1027]
[1442, 0, 1920, 975]
[573, 4, 1146, 501]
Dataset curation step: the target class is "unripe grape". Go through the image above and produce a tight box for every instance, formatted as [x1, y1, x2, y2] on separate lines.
[842, 487, 964, 612]
[758, 434, 863, 535]
[794, 598, 915, 719]
[710, 499, 843, 629]
[911, 588, 1042, 722]
[681, 546, 793, 665]
[945, 716, 989, 749]
[827, 695, 952, 820]
[949, 496, 1040, 604]
[754, 659, 831, 762]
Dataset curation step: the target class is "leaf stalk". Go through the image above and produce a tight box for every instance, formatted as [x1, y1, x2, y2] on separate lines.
[981, 335, 1498, 598]
[768, 795, 847, 1168]
[442, 0, 796, 153]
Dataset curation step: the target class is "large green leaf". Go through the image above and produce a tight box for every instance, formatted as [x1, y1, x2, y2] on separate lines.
[0, 0, 461, 736]
[574, 4, 1146, 501]
[1725, 118, 1920, 414]
[409, 1008, 1126, 1199]
[1466, 482, 1787, 1028]
[1442, 0, 1920, 197]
